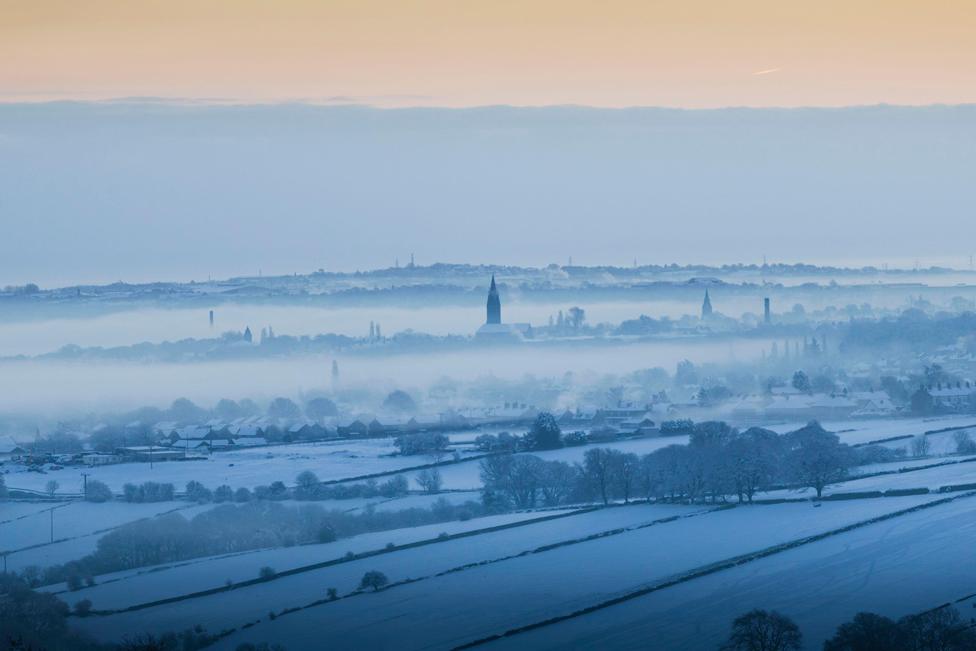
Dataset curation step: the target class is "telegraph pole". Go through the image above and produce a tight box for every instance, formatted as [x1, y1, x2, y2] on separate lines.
[81, 472, 90, 501]
[49, 507, 54, 543]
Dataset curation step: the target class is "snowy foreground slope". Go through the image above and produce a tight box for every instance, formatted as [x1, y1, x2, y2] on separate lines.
[48, 508, 569, 610]
[481, 493, 976, 651]
[71, 504, 702, 640]
[71, 493, 948, 650]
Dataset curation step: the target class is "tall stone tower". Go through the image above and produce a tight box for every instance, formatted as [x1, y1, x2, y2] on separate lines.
[486, 275, 501, 325]
[701, 289, 713, 319]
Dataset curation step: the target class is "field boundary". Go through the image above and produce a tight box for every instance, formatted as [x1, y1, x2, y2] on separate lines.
[452, 490, 976, 649]
[75, 505, 605, 616]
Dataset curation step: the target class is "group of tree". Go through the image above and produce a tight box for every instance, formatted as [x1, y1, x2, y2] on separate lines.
[395, 431, 449, 457]
[292, 472, 409, 501]
[474, 413, 587, 456]
[27, 497, 482, 588]
[122, 481, 175, 503]
[721, 605, 976, 651]
[480, 421, 858, 510]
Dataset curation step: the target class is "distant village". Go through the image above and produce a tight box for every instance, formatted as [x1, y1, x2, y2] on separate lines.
[3, 274, 976, 471]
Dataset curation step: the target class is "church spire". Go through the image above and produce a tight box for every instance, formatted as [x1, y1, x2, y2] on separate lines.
[701, 289, 713, 319]
[486, 275, 501, 324]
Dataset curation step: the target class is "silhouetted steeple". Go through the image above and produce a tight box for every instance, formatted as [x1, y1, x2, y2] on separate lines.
[701, 289, 713, 319]
[486, 275, 501, 324]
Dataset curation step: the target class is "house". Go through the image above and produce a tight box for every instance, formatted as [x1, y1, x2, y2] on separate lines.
[930, 382, 975, 412]
[82, 452, 122, 466]
[594, 402, 651, 427]
[338, 420, 369, 438]
[0, 435, 26, 462]
[849, 390, 898, 416]
[117, 446, 185, 462]
[233, 436, 268, 448]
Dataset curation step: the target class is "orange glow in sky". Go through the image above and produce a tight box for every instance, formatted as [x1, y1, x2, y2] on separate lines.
[2, 0, 975, 107]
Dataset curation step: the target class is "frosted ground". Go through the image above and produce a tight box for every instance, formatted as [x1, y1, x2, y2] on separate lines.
[481, 494, 976, 651]
[74, 492, 949, 646]
[2, 439, 454, 494]
[74, 503, 705, 641]
[203, 494, 955, 651]
[8, 414, 972, 498]
[46, 508, 571, 610]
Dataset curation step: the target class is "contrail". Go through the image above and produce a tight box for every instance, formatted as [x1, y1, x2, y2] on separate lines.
[752, 67, 782, 76]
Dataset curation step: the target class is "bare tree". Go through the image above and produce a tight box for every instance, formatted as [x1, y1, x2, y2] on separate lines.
[910, 435, 931, 458]
[582, 448, 615, 505]
[785, 422, 853, 498]
[538, 461, 579, 506]
[722, 609, 802, 651]
[415, 468, 443, 494]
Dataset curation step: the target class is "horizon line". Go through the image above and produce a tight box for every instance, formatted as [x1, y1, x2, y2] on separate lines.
[2, 97, 976, 113]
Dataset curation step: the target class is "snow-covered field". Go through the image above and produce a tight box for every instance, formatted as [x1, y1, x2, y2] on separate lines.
[0, 500, 70, 524]
[480, 493, 976, 651]
[75, 493, 945, 647]
[771, 415, 976, 446]
[758, 457, 976, 500]
[73, 503, 705, 641]
[206, 494, 951, 651]
[48, 508, 573, 610]
[3, 439, 443, 494]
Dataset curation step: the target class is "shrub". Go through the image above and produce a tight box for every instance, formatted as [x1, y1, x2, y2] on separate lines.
[74, 599, 92, 616]
[379, 475, 409, 498]
[214, 485, 234, 503]
[563, 431, 588, 446]
[327, 587, 338, 601]
[661, 419, 694, 436]
[258, 566, 276, 580]
[186, 480, 213, 503]
[318, 524, 337, 543]
[234, 487, 252, 502]
[954, 430, 976, 455]
[85, 480, 113, 503]
[395, 432, 448, 456]
[66, 574, 83, 591]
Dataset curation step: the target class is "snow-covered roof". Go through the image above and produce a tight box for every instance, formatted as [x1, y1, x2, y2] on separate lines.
[930, 386, 973, 398]
[0, 435, 25, 454]
[235, 437, 267, 447]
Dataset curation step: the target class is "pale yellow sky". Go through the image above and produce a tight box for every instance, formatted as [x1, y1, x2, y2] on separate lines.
[2, 0, 975, 107]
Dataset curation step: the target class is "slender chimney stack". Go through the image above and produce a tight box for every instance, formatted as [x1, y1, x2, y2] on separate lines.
[763, 298, 771, 325]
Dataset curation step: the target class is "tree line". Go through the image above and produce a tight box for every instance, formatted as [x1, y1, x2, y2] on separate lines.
[21, 497, 482, 589]
[480, 421, 868, 510]
[722, 605, 976, 651]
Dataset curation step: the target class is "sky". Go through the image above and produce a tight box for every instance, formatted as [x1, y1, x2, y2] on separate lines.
[1, 103, 974, 287]
[1, 3, 975, 287]
[2, 0, 976, 108]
